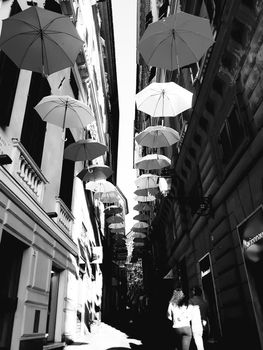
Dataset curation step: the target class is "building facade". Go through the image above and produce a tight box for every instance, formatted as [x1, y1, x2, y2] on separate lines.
[0, 0, 119, 349]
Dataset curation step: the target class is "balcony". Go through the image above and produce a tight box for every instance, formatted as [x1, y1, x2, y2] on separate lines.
[55, 197, 74, 236]
[11, 139, 48, 204]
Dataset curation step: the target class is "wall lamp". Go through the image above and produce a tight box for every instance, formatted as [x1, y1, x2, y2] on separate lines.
[0, 154, 12, 166]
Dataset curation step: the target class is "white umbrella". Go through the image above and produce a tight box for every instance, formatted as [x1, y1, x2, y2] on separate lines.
[135, 154, 171, 170]
[135, 125, 180, 148]
[132, 222, 149, 229]
[85, 180, 116, 193]
[131, 232, 147, 239]
[34, 95, 94, 130]
[135, 174, 159, 189]
[135, 82, 192, 118]
[109, 223, 125, 229]
[135, 194, 156, 202]
[95, 191, 119, 203]
[106, 215, 123, 224]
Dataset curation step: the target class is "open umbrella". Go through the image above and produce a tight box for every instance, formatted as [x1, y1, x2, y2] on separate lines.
[104, 205, 123, 215]
[95, 190, 119, 203]
[64, 139, 107, 161]
[135, 174, 159, 189]
[131, 232, 147, 239]
[77, 165, 112, 182]
[134, 187, 159, 196]
[85, 180, 116, 193]
[110, 227, 125, 233]
[138, 11, 214, 71]
[34, 95, 94, 130]
[109, 222, 125, 229]
[135, 194, 156, 202]
[106, 214, 123, 224]
[132, 222, 149, 229]
[0, 6, 84, 75]
[133, 214, 150, 222]
[135, 154, 171, 170]
[133, 203, 153, 211]
[135, 125, 180, 148]
[132, 227, 148, 233]
[135, 82, 192, 118]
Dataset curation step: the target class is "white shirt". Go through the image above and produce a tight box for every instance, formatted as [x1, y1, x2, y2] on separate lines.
[167, 303, 203, 334]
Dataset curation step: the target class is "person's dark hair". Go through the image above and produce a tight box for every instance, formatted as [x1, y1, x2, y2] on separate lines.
[191, 286, 202, 296]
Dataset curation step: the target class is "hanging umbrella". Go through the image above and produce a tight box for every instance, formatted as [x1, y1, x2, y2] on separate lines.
[85, 180, 116, 193]
[133, 237, 146, 244]
[138, 11, 214, 71]
[135, 125, 180, 148]
[133, 214, 150, 222]
[109, 222, 125, 229]
[135, 194, 156, 202]
[133, 222, 149, 229]
[110, 227, 125, 233]
[135, 154, 171, 170]
[64, 139, 107, 161]
[77, 165, 112, 182]
[106, 214, 123, 224]
[132, 227, 148, 233]
[0, 6, 84, 76]
[132, 232, 147, 239]
[135, 174, 159, 189]
[133, 203, 153, 211]
[134, 187, 159, 196]
[95, 190, 119, 203]
[104, 205, 123, 215]
[34, 95, 94, 130]
[135, 83, 192, 118]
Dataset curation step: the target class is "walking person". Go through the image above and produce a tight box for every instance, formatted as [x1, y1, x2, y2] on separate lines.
[189, 286, 210, 347]
[167, 288, 204, 350]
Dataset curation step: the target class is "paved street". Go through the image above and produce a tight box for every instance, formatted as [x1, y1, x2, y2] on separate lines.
[64, 322, 143, 350]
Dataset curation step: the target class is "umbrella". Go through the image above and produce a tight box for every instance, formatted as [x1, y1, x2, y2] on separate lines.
[110, 227, 125, 233]
[34, 95, 94, 130]
[132, 232, 147, 239]
[135, 83, 192, 118]
[135, 154, 171, 170]
[64, 139, 107, 161]
[135, 125, 180, 148]
[106, 214, 123, 224]
[135, 174, 159, 189]
[132, 227, 148, 233]
[133, 237, 146, 244]
[133, 203, 153, 211]
[85, 180, 116, 193]
[0, 6, 84, 76]
[133, 222, 149, 229]
[135, 194, 156, 202]
[134, 187, 159, 196]
[104, 205, 123, 215]
[77, 165, 112, 182]
[109, 223, 125, 229]
[133, 214, 150, 222]
[138, 11, 214, 71]
[95, 190, 119, 203]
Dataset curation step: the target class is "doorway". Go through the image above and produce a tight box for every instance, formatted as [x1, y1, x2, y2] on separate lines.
[0, 231, 26, 350]
[46, 266, 60, 342]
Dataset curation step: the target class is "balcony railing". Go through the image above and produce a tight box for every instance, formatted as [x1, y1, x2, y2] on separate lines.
[55, 197, 74, 236]
[11, 138, 48, 204]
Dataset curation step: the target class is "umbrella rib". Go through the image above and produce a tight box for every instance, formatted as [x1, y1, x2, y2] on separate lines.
[146, 34, 173, 66]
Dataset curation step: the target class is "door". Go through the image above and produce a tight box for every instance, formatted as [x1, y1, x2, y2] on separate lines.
[46, 268, 60, 342]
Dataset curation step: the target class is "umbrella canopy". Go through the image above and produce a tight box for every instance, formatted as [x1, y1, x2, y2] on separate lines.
[138, 11, 214, 71]
[134, 187, 159, 196]
[104, 205, 123, 215]
[135, 194, 156, 202]
[64, 139, 107, 161]
[132, 227, 148, 233]
[34, 95, 94, 130]
[135, 83, 192, 118]
[135, 174, 159, 189]
[133, 237, 146, 244]
[132, 232, 147, 239]
[0, 6, 84, 75]
[133, 214, 150, 222]
[135, 154, 171, 170]
[133, 203, 153, 211]
[77, 165, 113, 182]
[133, 222, 149, 229]
[109, 222, 125, 229]
[85, 180, 116, 193]
[106, 214, 123, 224]
[110, 227, 125, 233]
[135, 125, 180, 148]
[95, 190, 119, 203]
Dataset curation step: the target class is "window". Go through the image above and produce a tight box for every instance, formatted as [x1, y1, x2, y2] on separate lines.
[219, 104, 244, 164]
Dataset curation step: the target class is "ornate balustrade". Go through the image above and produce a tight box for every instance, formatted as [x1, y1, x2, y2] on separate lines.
[55, 197, 74, 236]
